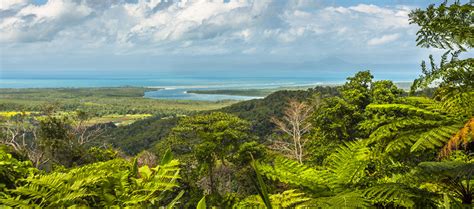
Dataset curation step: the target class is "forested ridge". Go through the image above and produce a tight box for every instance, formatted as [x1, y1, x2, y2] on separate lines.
[1, 1, 473, 208]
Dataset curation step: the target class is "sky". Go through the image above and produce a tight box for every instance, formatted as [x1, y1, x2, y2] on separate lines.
[0, 0, 462, 79]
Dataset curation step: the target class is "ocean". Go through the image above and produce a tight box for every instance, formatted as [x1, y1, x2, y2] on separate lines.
[0, 76, 342, 101]
[0, 74, 413, 101]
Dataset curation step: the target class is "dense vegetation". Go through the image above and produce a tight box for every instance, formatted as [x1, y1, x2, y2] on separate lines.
[186, 85, 328, 97]
[0, 87, 236, 117]
[0, 1, 473, 208]
[187, 89, 275, 97]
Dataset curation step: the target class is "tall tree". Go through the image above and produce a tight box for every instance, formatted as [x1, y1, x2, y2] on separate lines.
[167, 112, 253, 199]
[409, 1, 473, 99]
[409, 0, 474, 155]
[270, 100, 313, 163]
[341, 71, 374, 110]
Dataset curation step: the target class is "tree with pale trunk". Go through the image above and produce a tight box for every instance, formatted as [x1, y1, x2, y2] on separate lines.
[270, 99, 314, 164]
[0, 111, 107, 168]
[0, 114, 48, 168]
[71, 110, 107, 146]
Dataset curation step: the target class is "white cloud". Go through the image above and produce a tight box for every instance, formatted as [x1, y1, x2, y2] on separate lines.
[0, 0, 29, 11]
[367, 33, 400, 46]
[0, 0, 92, 42]
[0, 0, 420, 63]
[350, 4, 391, 14]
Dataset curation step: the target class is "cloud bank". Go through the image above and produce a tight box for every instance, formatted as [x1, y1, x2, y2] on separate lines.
[0, 0, 429, 77]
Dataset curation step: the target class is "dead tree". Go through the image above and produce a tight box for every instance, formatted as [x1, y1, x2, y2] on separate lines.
[0, 114, 49, 167]
[270, 100, 313, 163]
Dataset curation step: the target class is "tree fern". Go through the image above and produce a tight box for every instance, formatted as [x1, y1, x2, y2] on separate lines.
[412, 161, 474, 205]
[363, 183, 437, 208]
[362, 97, 465, 155]
[0, 159, 127, 207]
[235, 190, 311, 208]
[254, 155, 328, 193]
[308, 191, 369, 209]
[441, 118, 474, 157]
[410, 125, 462, 152]
[366, 103, 448, 119]
[382, 124, 461, 153]
[0, 156, 183, 208]
[324, 140, 371, 188]
[437, 89, 474, 117]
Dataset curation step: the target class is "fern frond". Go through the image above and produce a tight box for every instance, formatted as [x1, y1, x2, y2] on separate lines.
[1, 158, 183, 208]
[255, 156, 328, 193]
[270, 190, 311, 208]
[367, 118, 452, 144]
[410, 124, 461, 152]
[416, 161, 474, 180]
[366, 104, 448, 119]
[437, 89, 474, 116]
[325, 140, 371, 188]
[384, 131, 419, 152]
[363, 183, 436, 208]
[412, 161, 474, 204]
[235, 190, 311, 209]
[402, 97, 446, 113]
[440, 117, 474, 157]
[309, 191, 369, 209]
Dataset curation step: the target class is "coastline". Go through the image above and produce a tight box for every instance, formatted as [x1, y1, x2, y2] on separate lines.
[185, 81, 413, 97]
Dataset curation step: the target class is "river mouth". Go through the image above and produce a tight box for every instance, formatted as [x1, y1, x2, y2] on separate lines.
[144, 88, 263, 101]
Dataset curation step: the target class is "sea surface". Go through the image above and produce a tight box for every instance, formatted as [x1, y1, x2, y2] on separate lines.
[0, 77, 340, 101]
[0, 75, 411, 101]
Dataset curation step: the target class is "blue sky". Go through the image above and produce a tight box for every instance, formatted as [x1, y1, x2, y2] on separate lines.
[0, 0, 465, 80]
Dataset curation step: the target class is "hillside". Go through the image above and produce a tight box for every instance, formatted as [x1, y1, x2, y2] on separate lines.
[102, 86, 340, 154]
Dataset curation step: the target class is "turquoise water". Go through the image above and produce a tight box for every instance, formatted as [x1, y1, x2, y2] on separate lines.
[0, 74, 413, 101]
[0, 77, 335, 88]
[0, 77, 342, 101]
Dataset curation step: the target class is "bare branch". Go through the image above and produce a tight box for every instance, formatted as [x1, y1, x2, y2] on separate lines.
[270, 99, 313, 163]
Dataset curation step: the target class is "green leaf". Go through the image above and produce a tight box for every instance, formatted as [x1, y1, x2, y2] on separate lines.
[251, 160, 272, 209]
[196, 195, 206, 209]
[160, 148, 173, 166]
[131, 157, 138, 178]
[167, 190, 184, 208]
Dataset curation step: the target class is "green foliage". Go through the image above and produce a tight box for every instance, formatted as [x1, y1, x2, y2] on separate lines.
[104, 116, 179, 155]
[361, 97, 463, 154]
[0, 147, 37, 195]
[0, 87, 235, 117]
[413, 161, 474, 204]
[251, 159, 272, 209]
[0, 157, 183, 208]
[221, 87, 339, 138]
[252, 136, 459, 208]
[325, 140, 371, 188]
[311, 97, 361, 141]
[341, 71, 373, 109]
[236, 190, 310, 208]
[156, 112, 260, 206]
[166, 112, 252, 162]
[310, 72, 404, 148]
[233, 141, 266, 167]
[1, 1, 473, 206]
[255, 155, 328, 193]
[196, 195, 207, 209]
[85, 146, 119, 162]
[309, 191, 369, 209]
[371, 80, 404, 104]
[409, 0, 473, 124]
[362, 183, 437, 208]
[409, 1, 473, 50]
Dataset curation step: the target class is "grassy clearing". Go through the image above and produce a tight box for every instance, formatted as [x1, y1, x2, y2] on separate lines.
[88, 114, 153, 126]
